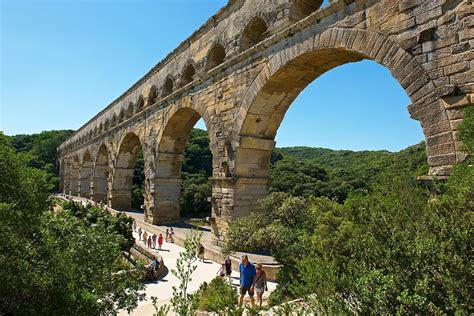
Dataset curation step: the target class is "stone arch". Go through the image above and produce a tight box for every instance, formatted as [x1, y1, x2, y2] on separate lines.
[69, 155, 80, 196]
[110, 132, 144, 210]
[180, 62, 196, 87]
[148, 106, 213, 224]
[79, 150, 92, 198]
[147, 86, 158, 107]
[206, 43, 226, 71]
[91, 143, 110, 203]
[240, 16, 268, 51]
[162, 77, 174, 97]
[135, 96, 144, 113]
[289, 0, 323, 21]
[230, 27, 454, 230]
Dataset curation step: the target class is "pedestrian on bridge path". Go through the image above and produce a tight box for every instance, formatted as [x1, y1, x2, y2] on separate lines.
[152, 234, 157, 249]
[158, 234, 163, 250]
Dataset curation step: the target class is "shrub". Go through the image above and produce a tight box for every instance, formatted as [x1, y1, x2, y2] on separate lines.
[194, 277, 238, 312]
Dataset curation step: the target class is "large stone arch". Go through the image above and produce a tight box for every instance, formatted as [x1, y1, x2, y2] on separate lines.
[91, 143, 110, 203]
[110, 132, 144, 210]
[222, 27, 457, 239]
[69, 155, 80, 196]
[79, 149, 92, 198]
[148, 103, 215, 224]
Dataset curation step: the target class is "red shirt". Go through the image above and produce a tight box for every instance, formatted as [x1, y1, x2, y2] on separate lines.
[158, 236, 163, 244]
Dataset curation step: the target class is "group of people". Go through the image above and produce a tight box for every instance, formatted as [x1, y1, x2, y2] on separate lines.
[239, 255, 268, 308]
[133, 220, 175, 251]
[133, 220, 269, 307]
[216, 254, 269, 307]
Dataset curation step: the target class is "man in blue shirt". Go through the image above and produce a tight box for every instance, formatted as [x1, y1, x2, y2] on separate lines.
[239, 254, 256, 307]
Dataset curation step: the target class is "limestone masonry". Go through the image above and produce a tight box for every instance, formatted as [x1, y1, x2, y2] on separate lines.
[59, 0, 474, 244]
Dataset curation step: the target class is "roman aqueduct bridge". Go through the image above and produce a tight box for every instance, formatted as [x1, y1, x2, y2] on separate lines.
[59, 0, 473, 244]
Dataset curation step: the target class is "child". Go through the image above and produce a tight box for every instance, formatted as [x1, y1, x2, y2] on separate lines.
[147, 236, 152, 248]
[217, 263, 226, 278]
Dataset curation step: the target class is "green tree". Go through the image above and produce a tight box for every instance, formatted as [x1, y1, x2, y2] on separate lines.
[0, 133, 144, 314]
[170, 230, 203, 315]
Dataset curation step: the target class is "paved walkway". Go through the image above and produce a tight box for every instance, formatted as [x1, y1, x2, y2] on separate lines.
[56, 195, 278, 315]
[120, 228, 277, 315]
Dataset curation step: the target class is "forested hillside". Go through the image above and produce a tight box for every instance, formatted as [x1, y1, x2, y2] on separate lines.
[4, 128, 429, 215]
[271, 142, 428, 202]
[8, 130, 74, 190]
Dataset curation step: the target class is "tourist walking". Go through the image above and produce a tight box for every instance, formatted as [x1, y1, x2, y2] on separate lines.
[217, 263, 226, 278]
[197, 243, 205, 262]
[152, 234, 157, 249]
[169, 228, 174, 243]
[147, 236, 152, 248]
[158, 234, 164, 250]
[224, 256, 232, 283]
[165, 228, 169, 242]
[252, 263, 268, 307]
[239, 254, 256, 307]
[143, 231, 148, 245]
[138, 227, 142, 241]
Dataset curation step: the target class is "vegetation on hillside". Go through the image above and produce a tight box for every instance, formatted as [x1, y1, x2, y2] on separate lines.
[6, 128, 429, 216]
[223, 108, 474, 314]
[9, 130, 74, 191]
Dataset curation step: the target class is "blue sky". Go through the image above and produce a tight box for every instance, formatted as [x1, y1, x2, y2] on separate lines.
[1, 0, 423, 151]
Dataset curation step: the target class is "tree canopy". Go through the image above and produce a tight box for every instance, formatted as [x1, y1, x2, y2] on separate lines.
[0, 133, 144, 314]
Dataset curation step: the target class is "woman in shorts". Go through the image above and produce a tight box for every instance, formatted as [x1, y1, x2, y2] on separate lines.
[252, 263, 268, 307]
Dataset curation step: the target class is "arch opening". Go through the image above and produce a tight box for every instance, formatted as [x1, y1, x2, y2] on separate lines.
[150, 108, 212, 224]
[240, 17, 268, 51]
[91, 144, 109, 203]
[127, 102, 134, 119]
[206, 44, 226, 71]
[233, 44, 443, 229]
[162, 78, 174, 97]
[180, 63, 196, 87]
[290, 0, 323, 21]
[119, 109, 125, 123]
[111, 133, 144, 211]
[135, 96, 144, 113]
[79, 150, 92, 198]
[147, 86, 158, 107]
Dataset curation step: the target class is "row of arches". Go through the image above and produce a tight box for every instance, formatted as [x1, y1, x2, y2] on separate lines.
[61, 105, 207, 224]
[62, 12, 280, 152]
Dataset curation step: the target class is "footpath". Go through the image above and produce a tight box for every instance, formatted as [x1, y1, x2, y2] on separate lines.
[57, 196, 278, 315]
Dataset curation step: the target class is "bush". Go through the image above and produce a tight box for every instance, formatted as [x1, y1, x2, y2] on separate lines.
[0, 135, 144, 314]
[194, 277, 238, 312]
[225, 171, 472, 313]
